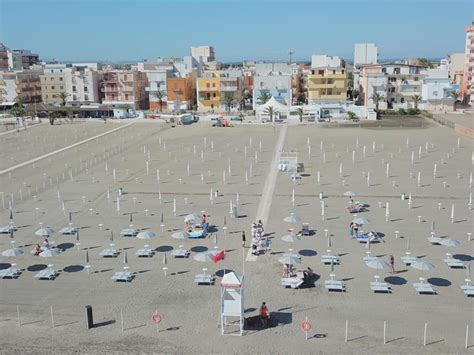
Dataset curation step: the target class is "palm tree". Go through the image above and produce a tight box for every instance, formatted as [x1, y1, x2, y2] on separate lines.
[222, 92, 235, 112]
[417, 58, 431, 68]
[370, 92, 385, 111]
[347, 111, 358, 120]
[55, 92, 69, 106]
[258, 92, 271, 104]
[296, 107, 304, 123]
[411, 95, 422, 110]
[263, 106, 278, 122]
[446, 89, 460, 111]
[151, 90, 165, 112]
[352, 89, 360, 102]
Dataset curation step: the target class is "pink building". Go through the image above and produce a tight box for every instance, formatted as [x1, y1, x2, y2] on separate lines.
[102, 71, 148, 109]
[463, 24, 474, 104]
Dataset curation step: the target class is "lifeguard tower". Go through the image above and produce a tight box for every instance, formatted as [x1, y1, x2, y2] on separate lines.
[220, 271, 244, 336]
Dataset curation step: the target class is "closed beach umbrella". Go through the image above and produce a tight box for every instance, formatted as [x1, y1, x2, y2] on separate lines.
[281, 235, 300, 243]
[171, 231, 189, 239]
[283, 213, 301, 223]
[129, 213, 133, 223]
[278, 254, 301, 265]
[9, 209, 13, 220]
[352, 217, 370, 225]
[110, 231, 114, 242]
[2, 247, 24, 257]
[85, 250, 89, 263]
[123, 251, 128, 265]
[137, 231, 157, 239]
[439, 239, 461, 247]
[35, 227, 55, 236]
[39, 248, 62, 257]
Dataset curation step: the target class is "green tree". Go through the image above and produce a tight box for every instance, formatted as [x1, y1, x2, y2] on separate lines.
[297, 92, 306, 105]
[371, 92, 385, 111]
[347, 111, 358, 120]
[417, 58, 432, 68]
[263, 106, 278, 122]
[10, 107, 25, 119]
[411, 95, 422, 110]
[48, 111, 57, 125]
[352, 89, 360, 102]
[258, 92, 271, 104]
[446, 89, 460, 111]
[296, 107, 304, 123]
[222, 92, 235, 112]
[151, 90, 165, 112]
[55, 92, 69, 106]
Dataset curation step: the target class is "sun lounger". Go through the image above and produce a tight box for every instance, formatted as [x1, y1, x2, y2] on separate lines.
[135, 248, 155, 257]
[370, 281, 392, 293]
[0, 226, 17, 234]
[401, 256, 418, 265]
[194, 274, 215, 285]
[0, 267, 21, 279]
[356, 232, 382, 243]
[413, 282, 437, 294]
[99, 248, 119, 257]
[34, 269, 58, 280]
[321, 255, 340, 265]
[302, 223, 310, 236]
[325, 279, 346, 292]
[427, 237, 443, 245]
[281, 277, 304, 289]
[460, 284, 474, 297]
[443, 257, 465, 268]
[120, 229, 139, 237]
[59, 227, 77, 235]
[171, 249, 190, 258]
[111, 271, 134, 282]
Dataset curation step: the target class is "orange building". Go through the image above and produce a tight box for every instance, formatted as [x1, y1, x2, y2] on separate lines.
[166, 75, 195, 112]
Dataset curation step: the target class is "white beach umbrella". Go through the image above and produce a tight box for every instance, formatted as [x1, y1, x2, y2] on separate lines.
[352, 217, 370, 225]
[136, 231, 157, 239]
[184, 213, 200, 224]
[281, 235, 300, 243]
[2, 247, 24, 257]
[439, 239, 461, 247]
[193, 251, 217, 262]
[278, 254, 301, 265]
[35, 227, 55, 236]
[411, 260, 435, 271]
[39, 248, 62, 257]
[283, 213, 301, 223]
[171, 231, 189, 239]
[365, 259, 390, 270]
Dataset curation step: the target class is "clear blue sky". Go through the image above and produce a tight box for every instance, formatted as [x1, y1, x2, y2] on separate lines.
[0, 0, 471, 62]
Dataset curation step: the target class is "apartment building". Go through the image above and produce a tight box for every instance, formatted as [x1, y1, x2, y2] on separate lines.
[64, 64, 100, 104]
[307, 67, 348, 104]
[101, 70, 148, 109]
[421, 67, 453, 106]
[0, 44, 8, 70]
[0, 70, 42, 103]
[167, 75, 195, 112]
[40, 64, 68, 104]
[7, 49, 39, 70]
[354, 43, 378, 67]
[196, 72, 221, 111]
[137, 62, 175, 111]
[463, 24, 474, 104]
[191, 46, 215, 63]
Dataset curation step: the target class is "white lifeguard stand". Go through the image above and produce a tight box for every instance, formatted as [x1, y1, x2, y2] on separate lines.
[220, 271, 244, 336]
[278, 152, 298, 173]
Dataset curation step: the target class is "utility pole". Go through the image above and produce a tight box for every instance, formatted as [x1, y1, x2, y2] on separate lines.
[288, 50, 294, 64]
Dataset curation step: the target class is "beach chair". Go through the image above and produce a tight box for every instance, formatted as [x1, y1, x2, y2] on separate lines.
[401, 255, 418, 265]
[0, 266, 21, 279]
[302, 223, 310, 236]
[120, 228, 139, 237]
[443, 257, 465, 269]
[34, 269, 58, 280]
[325, 279, 346, 292]
[370, 281, 392, 293]
[460, 281, 474, 297]
[281, 277, 304, 289]
[413, 281, 437, 295]
[194, 274, 215, 285]
[100, 248, 119, 258]
[171, 249, 190, 258]
[111, 271, 134, 282]
[135, 248, 155, 257]
[321, 255, 340, 265]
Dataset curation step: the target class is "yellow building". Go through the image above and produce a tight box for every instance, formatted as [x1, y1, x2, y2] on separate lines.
[196, 75, 221, 112]
[40, 65, 68, 104]
[307, 68, 348, 103]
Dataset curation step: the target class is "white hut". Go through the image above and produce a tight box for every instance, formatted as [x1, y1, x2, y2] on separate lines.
[256, 96, 289, 122]
[220, 271, 244, 336]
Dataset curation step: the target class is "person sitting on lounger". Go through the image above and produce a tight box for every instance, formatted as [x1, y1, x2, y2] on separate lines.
[282, 264, 289, 277]
[34, 244, 41, 256]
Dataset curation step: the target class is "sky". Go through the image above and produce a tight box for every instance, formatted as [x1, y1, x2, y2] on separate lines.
[0, 0, 471, 63]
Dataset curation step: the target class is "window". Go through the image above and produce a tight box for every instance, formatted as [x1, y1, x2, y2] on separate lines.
[332, 70, 336, 74]
[85, 95, 89, 101]
[212, 83, 216, 87]
[391, 98, 395, 102]
[342, 70, 345, 74]
[60, 86, 63, 89]
[59, 77, 63, 81]
[318, 70, 324, 75]
[391, 88, 395, 93]
[414, 77, 419, 81]
[125, 94, 129, 100]
[206, 83, 210, 88]
[401, 98, 405, 103]
[51, 86, 55, 89]
[124, 75, 128, 81]
[213, 93, 216, 98]
[206, 93, 210, 99]
[84, 86, 88, 92]
[50, 77, 53, 81]
[73, 86, 77, 92]
[45, 94, 48, 98]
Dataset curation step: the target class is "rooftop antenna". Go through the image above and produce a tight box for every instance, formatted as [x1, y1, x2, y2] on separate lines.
[288, 50, 294, 64]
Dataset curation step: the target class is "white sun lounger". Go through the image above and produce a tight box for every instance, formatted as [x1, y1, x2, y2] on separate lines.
[281, 277, 304, 289]
[100, 248, 119, 257]
[171, 249, 190, 258]
[194, 274, 215, 285]
[443, 257, 465, 268]
[111, 271, 134, 282]
[325, 279, 346, 292]
[0, 267, 21, 279]
[401, 256, 418, 265]
[413, 282, 437, 294]
[321, 255, 340, 265]
[135, 248, 155, 257]
[34, 269, 58, 280]
[370, 281, 392, 293]
[460, 284, 474, 297]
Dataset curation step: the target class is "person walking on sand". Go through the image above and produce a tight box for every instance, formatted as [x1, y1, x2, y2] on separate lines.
[241, 231, 246, 248]
[389, 254, 395, 274]
[260, 302, 269, 327]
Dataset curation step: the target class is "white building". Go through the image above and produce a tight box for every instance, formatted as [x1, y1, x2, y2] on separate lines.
[354, 43, 378, 67]
[253, 72, 292, 109]
[65, 64, 100, 104]
[137, 62, 175, 110]
[311, 55, 342, 68]
[421, 67, 453, 108]
[191, 46, 215, 63]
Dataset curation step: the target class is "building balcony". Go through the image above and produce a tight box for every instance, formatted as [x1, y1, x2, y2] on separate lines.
[308, 82, 345, 89]
[309, 73, 346, 80]
[198, 86, 219, 92]
[220, 85, 239, 92]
